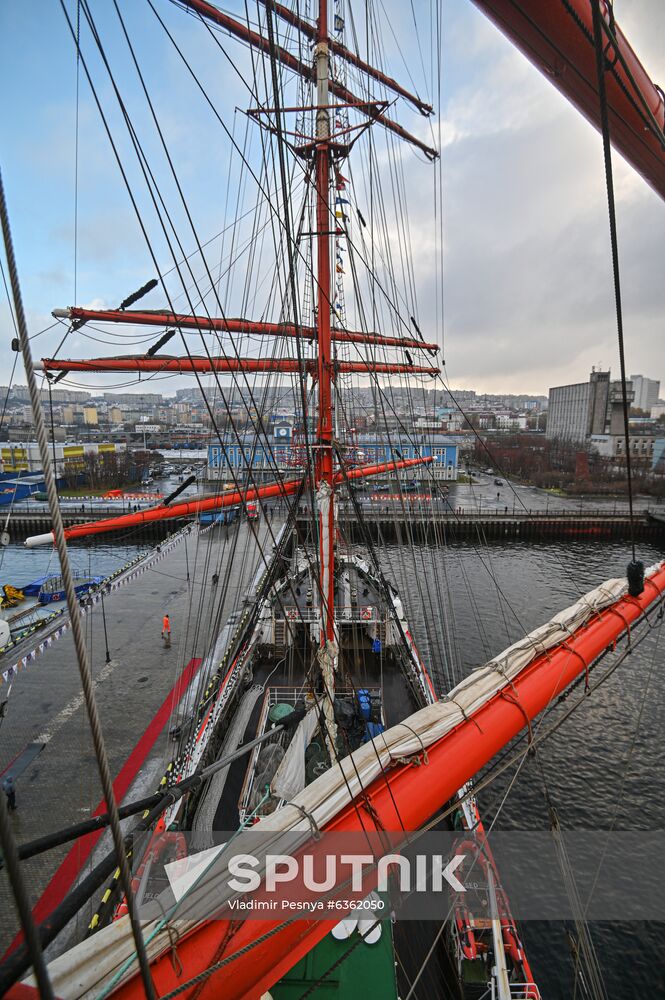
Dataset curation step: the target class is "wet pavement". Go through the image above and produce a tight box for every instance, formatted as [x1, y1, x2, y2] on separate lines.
[0, 515, 277, 956]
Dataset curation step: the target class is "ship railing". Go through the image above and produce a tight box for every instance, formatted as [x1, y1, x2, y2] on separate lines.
[449, 914, 462, 962]
[509, 984, 541, 1000]
[266, 686, 307, 706]
[277, 606, 381, 624]
[263, 686, 366, 706]
[468, 980, 541, 1000]
[279, 606, 319, 623]
[335, 605, 379, 622]
[333, 506, 652, 519]
[39, 569, 95, 593]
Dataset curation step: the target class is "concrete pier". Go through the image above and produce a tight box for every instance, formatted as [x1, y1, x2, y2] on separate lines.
[318, 508, 665, 544]
[0, 515, 277, 958]
[8, 501, 665, 546]
[5, 506, 186, 541]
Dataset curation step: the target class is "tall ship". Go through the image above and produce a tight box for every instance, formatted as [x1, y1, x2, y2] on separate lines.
[1, 1, 664, 999]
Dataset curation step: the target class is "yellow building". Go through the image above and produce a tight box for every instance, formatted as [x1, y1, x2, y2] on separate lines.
[0, 442, 125, 475]
[0, 445, 29, 473]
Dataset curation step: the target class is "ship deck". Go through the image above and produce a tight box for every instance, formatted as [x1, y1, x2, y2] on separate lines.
[206, 639, 423, 833]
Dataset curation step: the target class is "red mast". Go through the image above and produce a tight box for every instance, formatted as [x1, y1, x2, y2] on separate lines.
[314, 0, 335, 646]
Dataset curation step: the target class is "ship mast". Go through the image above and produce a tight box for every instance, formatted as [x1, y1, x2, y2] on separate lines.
[314, 0, 335, 647]
[39, 0, 443, 568]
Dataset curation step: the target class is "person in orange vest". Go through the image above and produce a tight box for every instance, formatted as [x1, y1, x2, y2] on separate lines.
[162, 614, 171, 642]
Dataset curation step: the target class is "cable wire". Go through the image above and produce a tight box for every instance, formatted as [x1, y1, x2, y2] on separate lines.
[0, 162, 157, 1000]
[591, 0, 636, 561]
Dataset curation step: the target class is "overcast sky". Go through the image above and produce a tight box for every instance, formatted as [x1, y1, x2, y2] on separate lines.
[1, 0, 664, 398]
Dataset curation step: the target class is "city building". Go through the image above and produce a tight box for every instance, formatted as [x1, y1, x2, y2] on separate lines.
[495, 414, 527, 431]
[589, 432, 656, 465]
[653, 439, 665, 474]
[0, 442, 126, 476]
[102, 392, 164, 406]
[208, 433, 458, 481]
[630, 375, 660, 412]
[547, 370, 634, 442]
[0, 385, 91, 404]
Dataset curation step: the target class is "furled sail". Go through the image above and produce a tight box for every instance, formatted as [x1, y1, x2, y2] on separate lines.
[271, 706, 320, 801]
[472, 0, 665, 200]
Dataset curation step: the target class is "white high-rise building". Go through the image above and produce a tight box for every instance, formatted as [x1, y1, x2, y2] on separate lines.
[630, 375, 660, 412]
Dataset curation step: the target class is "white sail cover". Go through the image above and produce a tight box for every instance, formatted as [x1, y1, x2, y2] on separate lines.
[30, 560, 664, 998]
[271, 706, 320, 801]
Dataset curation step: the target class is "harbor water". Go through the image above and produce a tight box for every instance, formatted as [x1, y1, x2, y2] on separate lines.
[383, 534, 665, 1000]
[0, 540, 150, 592]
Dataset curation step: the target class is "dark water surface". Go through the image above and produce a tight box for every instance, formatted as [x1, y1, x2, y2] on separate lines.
[385, 536, 665, 1000]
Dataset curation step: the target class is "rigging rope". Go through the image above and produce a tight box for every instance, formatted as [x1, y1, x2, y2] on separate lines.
[590, 0, 637, 568]
[74, 0, 81, 305]
[538, 775, 608, 1000]
[70, 0, 321, 621]
[0, 164, 156, 1000]
[263, 0, 317, 517]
